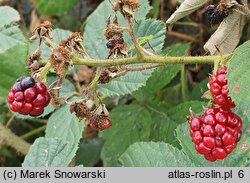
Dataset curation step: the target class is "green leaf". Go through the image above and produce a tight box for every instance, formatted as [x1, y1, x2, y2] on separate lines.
[0, 6, 20, 28]
[149, 101, 205, 146]
[0, 7, 28, 98]
[162, 43, 191, 56]
[176, 123, 223, 167]
[76, 137, 105, 167]
[160, 83, 182, 105]
[35, 0, 78, 16]
[132, 43, 190, 101]
[101, 104, 152, 166]
[126, 19, 166, 54]
[0, 25, 27, 54]
[119, 142, 194, 167]
[22, 137, 77, 167]
[0, 44, 28, 96]
[46, 105, 84, 144]
[148, 102, 179, 146]
[98, 69, 154, 97]
[132, 65, 180, 100]
[0, 7, 26, 54]
[167, 101, 206, 124]
[228, 40, 250, 121]
[189, 78, 209, 100]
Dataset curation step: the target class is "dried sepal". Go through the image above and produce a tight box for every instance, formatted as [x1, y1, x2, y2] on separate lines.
[59, 32, 88, 57]
[201, 90, 213, 100]
[94, 104, 109, 116]
[49, 89, 65, 108]
[30, 21, 53, 43]
[27, 49, 44, 79]
[70, 99, 95, 121]
[112, 0, 140, 18]
[49, 46, 72, 78]
[104, 17, 128, 58]
[98, 67, 118, 84]
[107, 38, 128, 58]
[104, 16, 125, 40]
[48, 79, 65, 108]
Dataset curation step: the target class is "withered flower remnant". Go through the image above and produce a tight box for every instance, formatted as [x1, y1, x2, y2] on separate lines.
[49, 46, 72, 78]
[30, 21, 53, 45]
[104, 16, 128, 58]
[60, 32, 88, 57]
[70, 99, 95, 121]
[112, 0, 140, 18]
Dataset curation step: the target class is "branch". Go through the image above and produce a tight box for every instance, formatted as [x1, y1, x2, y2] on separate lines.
[70, 53, 232, 67]
[167, 31, 199, 43]
[0, 123, 30, 156]
[20, 125, 46, 139]
[37, 62, 51, 82]
[114, 64, 164, 78]
[125, 15, 145, 58]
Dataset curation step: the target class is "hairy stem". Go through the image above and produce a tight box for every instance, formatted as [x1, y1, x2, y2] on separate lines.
[28, 118, 48, 124]
[88, 67, 103, 91]
[0, 123, 30, 155]
[168, 31, 199, 43]
[84, 67, 103, 102]
[114, 64, 164, 78]
[6, 115, 15, 128]
[37, 62, 51, 82]
[70, 53, 232, 67]
[175, 21, 200, 28]
[42, 36, 56, 48]
[125, 15, 145, 58]
[20, 125, 46, 139]
[181, 65, 188, 101]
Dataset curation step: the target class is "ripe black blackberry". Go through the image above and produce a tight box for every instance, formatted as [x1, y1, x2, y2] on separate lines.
[206, 5, 229, 24]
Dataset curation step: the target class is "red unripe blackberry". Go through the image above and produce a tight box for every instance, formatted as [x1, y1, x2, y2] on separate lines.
[89, 115, 112, 130]
[7, 76, 50, 116]
[189, 107, 242, 162]
[209, 66, 235, 109]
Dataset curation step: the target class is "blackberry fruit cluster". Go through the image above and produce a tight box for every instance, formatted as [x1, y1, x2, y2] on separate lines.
[7, 76, 50, 116]
[190, 108, 242, 162]
[190, 66, 242, 161]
